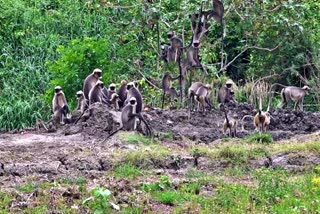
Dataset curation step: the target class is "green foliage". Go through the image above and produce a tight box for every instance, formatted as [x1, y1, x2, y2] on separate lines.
[0, 191, 13, 212]
[142, 175, 172, 192]
[45, 37, 112, 108]
[59, 176, 86, 185]
[314, 165, 320, 175]
[114, 163, 141, 178]
[83, 187, 112, 214]
[244, 132, 273, 144]
[1, 0, 320, 129]
[120, 133, 155, 145]
[154, 190, 181, 205]
[17, 183, 39, 193]
[214, 183, 250, 211]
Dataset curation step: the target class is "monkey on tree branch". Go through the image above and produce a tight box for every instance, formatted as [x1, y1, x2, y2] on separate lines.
[160, 0, 224, 105]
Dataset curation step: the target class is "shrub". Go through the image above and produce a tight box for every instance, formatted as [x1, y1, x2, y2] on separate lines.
[244, 132, 273, 144]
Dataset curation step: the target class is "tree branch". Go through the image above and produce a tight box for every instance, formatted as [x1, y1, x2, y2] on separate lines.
[219, 42, 282, 73]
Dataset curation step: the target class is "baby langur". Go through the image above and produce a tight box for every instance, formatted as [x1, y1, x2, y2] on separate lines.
[110, 93, 121, 111]
[280, 85, 310, 111]
[117, 80, 127, 109]
[195, 84, 212, 112]
[162, 72, 180, 109]
[83, 68, 102, 101]
[52, 86, 69, 125]
[254, 97, 271, 133]
[76, 91, 87, 113]
[89, 80, 108, 105]
[222, 107, 238, 137]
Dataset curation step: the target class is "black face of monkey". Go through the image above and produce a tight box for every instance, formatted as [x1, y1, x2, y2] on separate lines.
[129, 99, 136, 105]
[76, 93, 82, 98]
[94, 71, 102, 78]
[226, 84, 232, 89]
[193, 41, 200, 48]
[167, 31, 174, 39]
[55, 88, 61, 93]
[109, 86, 116, 91]
[127, 83, 134, 91]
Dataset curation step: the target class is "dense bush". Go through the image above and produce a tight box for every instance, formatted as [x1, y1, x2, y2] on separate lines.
[0, 0, 319, 129]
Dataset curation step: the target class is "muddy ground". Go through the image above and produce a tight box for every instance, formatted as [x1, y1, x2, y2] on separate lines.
[61, 102, 320, 142]
[1, 103, 320, 212]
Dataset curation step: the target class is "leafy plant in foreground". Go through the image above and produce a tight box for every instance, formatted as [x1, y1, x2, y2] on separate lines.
[83, 187, 117, 213]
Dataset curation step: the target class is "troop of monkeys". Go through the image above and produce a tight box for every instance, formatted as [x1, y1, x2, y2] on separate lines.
[52, 67, 311, 138]
[51, 0, 311, 138]
[52, 68, 151, 136]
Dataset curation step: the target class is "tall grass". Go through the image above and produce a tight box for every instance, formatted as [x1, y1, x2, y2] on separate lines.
[0, 0, 149, 130]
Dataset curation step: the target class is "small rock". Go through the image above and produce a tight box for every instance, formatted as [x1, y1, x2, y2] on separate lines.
[166, 120, 174, 125]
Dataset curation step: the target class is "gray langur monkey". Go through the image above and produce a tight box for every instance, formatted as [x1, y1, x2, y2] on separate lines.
[83, 68, 102, 101]
[102, 83, 117, 104]
[161, 72, 180, 109]
[104, 97, 152, 139]
[52, 86, 69, 124]
[88, 80, 108, 105]
[117, 80, 128, 109]
[167, 31, 183, 63]
[188, 82, 205, 111]
[217, 79, 237, 104]
[125, 81, 142, 113]
[76, 90, 87, 113]
[195, 84, 212, 112]
[269, 84, 311, 111]
[280, 86, 310, 111]
[110, 93, 121, 111]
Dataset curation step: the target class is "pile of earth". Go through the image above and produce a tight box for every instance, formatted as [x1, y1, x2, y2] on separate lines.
[62, 102, 320, 143]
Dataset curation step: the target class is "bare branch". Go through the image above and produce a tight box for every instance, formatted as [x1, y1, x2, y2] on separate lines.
[265, 5, 281, 12]
[219, 42, 282, 73]
[161, 20, 171, 28]
[137, 70, 160, 90]
[219, 47, 248, 73]
[248, 42, 281, 52]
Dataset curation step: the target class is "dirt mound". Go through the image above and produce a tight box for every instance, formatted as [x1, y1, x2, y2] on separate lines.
[58, 102, 320, 143]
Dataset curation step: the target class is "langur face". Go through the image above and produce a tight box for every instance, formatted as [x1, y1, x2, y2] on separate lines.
[55, 86, 62, 94]
[193, 41, 200, 48]
[226, 83, 232, 89]
[76, 93, 83, 99]
[129, 99, 136, 105]
[94, 70, 102, 78]
[126, 83, 134, 91]
[167, 31, 174, 39]
[109, 84, 116, 92]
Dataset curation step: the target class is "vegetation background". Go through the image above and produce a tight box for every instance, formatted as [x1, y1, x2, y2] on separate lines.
[0, 0, 319, 130]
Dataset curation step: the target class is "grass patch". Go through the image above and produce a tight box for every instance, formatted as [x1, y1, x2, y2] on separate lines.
[161, 132, 174, 139]
[154, 190, 182, 205]
[244, 132, 273, 144]
[185, 168, 206, 179]
[120, 132, 155, 145]
[17, 183, 39, 193]
[0, 191, 13, 211]
[114, 163, 141, 178]
[115, 144, 172, 168]
[59, 176, 86, 185]
[270, 141, 320, 155]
